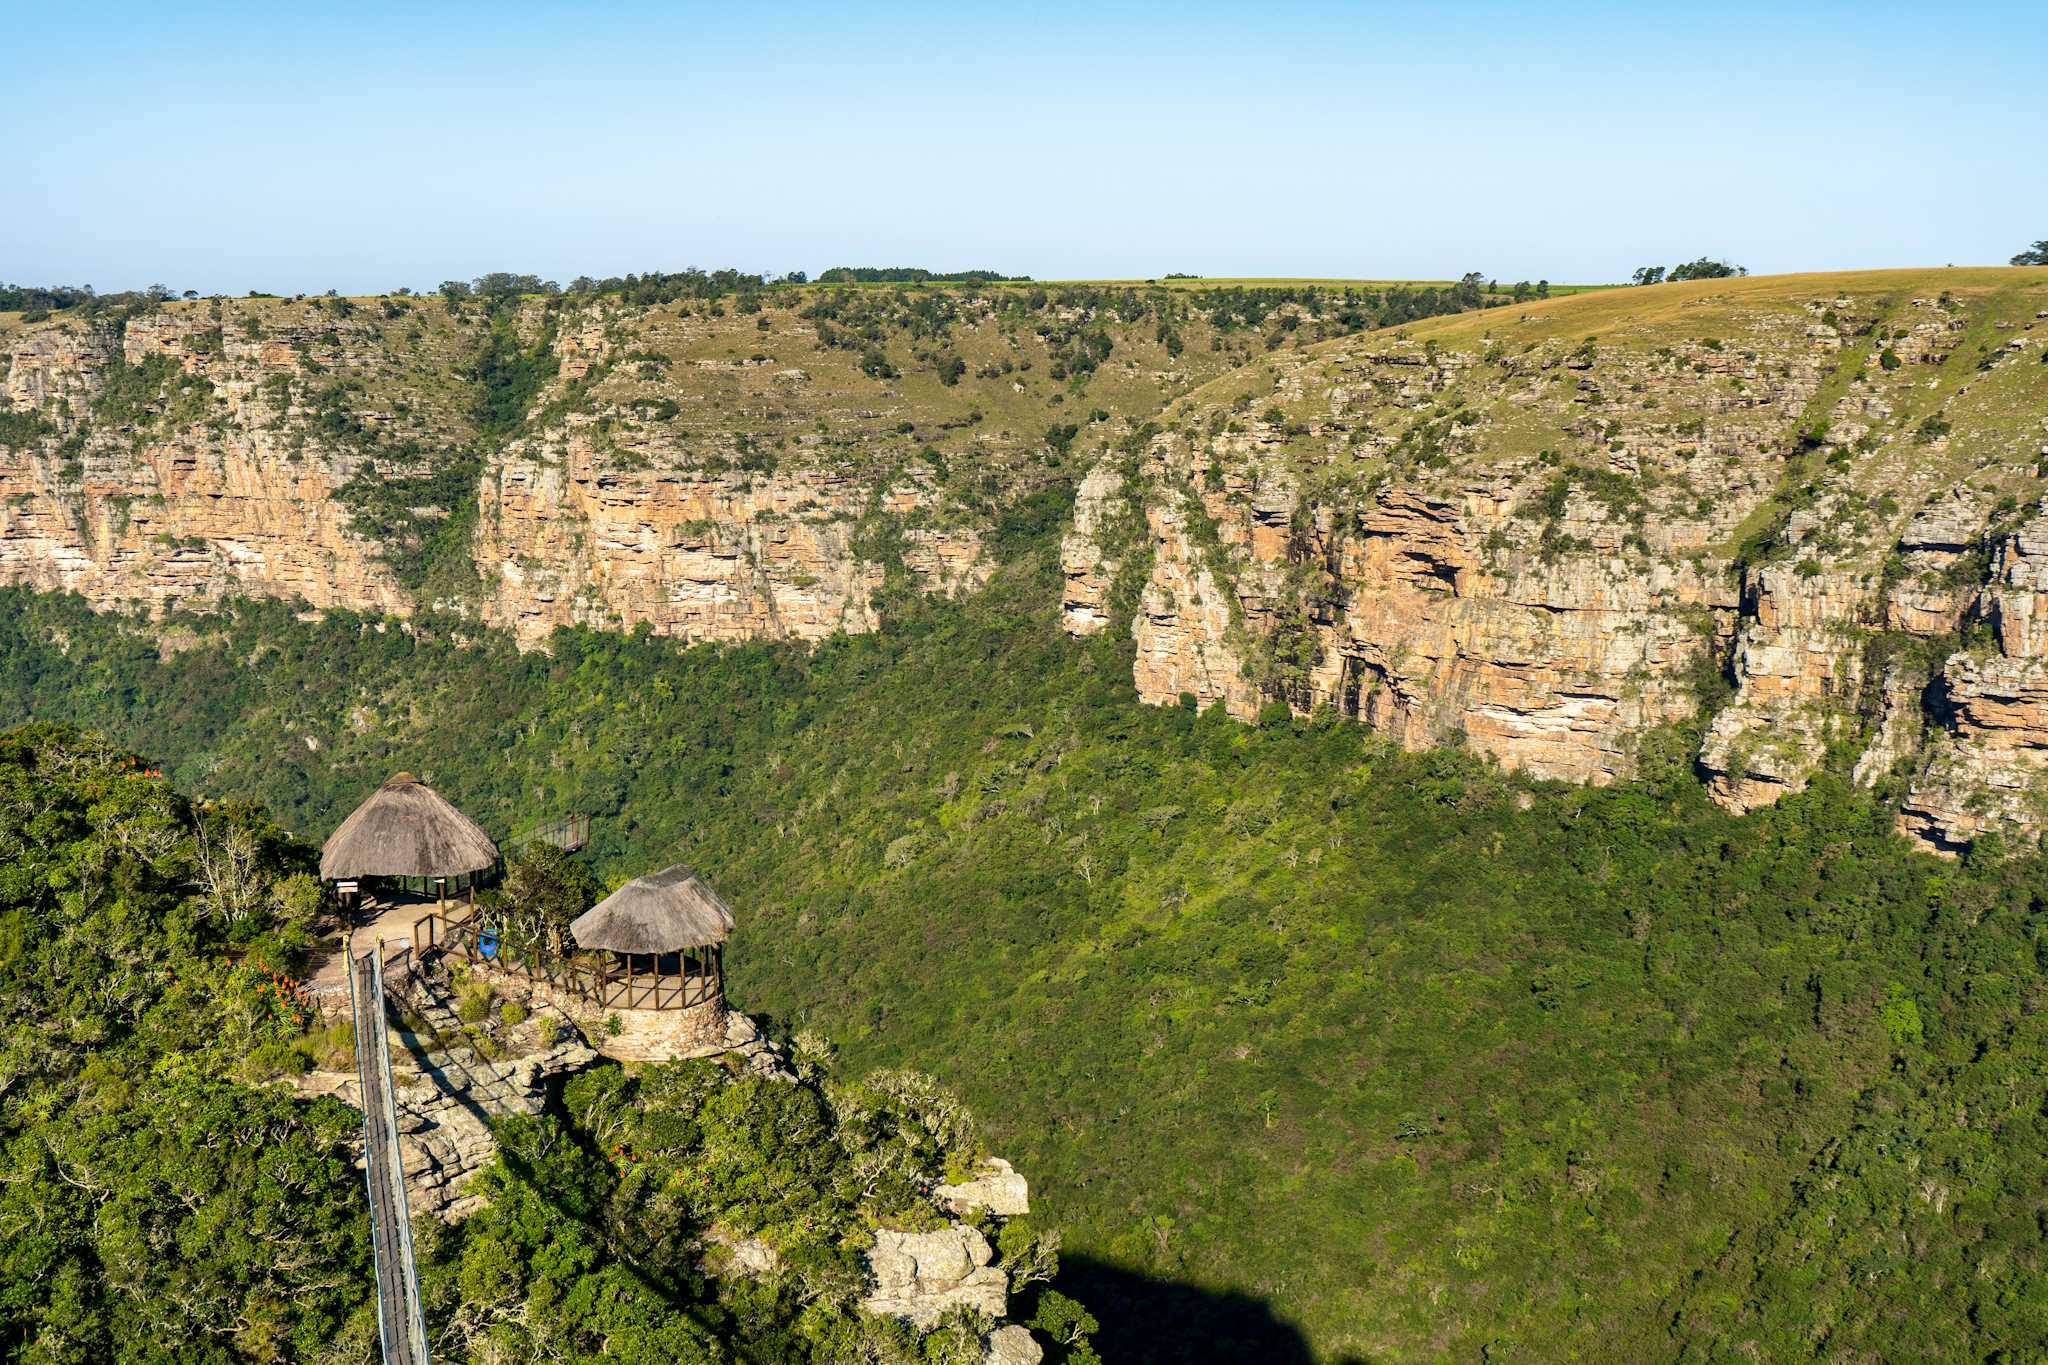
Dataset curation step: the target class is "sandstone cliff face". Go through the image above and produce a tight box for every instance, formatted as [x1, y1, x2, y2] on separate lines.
[9, 274, 2048, 850]
[1698, 541, 1877, 812]
[3, 288, 1221, 647]
[1110, 464, 1738, 783]
[1, 283, 1269, 650]
[1064, 269, 2048, 848]
[476, 424, 985, 647]
[1897, 507, 2048, 850]
[1059, 462, 1128, 637]
[1, 309, 415, 617]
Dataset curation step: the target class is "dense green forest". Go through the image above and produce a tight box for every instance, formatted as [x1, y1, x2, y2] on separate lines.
[3, 502, 2045, 1361]
[0, 725, 1091, 1363]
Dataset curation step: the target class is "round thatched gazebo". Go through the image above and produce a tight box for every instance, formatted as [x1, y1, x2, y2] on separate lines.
[320, 771, 499, 906]
[569, 864, 732, 1012]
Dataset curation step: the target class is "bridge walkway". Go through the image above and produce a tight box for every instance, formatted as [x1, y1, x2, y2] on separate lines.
[349, 949, 431, 1365]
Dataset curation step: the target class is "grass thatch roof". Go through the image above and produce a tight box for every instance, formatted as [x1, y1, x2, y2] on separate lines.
[570, 865, 734, 954]
[319, 772, 499, 881]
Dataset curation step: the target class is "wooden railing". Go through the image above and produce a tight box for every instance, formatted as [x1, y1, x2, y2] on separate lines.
[407, 900, 718, 1012]
[379, 941, 418, 997]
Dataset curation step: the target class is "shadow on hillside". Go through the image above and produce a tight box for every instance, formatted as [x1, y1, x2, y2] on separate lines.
[1056, 1255, 1330, 1364]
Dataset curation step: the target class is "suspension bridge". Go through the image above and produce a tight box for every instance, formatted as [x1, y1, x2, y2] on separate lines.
[348, 948, 431, 1365]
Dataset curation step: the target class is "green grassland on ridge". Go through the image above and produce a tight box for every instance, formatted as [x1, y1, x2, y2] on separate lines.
[1397, 264, 2048, 344]
[1131, 265, 2039, 433]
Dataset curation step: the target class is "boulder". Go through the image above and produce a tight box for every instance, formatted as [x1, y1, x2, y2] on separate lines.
[862, 1224, 1008, 1329]
[935, 1156, 1030, 1217]
[705, 1226, 781, 1279]
[983, 1324, 1044, 1364]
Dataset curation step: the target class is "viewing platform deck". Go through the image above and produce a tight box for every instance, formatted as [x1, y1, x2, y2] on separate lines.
[308, 890, 722, 1018]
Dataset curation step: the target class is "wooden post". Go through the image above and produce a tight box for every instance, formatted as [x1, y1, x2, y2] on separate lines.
[626, 954, 635, 1010]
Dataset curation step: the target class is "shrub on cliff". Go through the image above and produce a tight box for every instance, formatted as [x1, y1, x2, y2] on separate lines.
[490, 841, 605, 958]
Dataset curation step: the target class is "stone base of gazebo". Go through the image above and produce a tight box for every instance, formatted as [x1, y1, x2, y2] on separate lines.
[598, 999, 729, 1062]
[510, 975, 728, 1062]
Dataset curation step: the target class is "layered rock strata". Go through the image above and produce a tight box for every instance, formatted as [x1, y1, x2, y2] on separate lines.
[0, 293, 1111, 645]
[1064, 271, 2048, 848]
[1899, 506, 2048, 849]
[476, 426, 984, 647]
[1, 313, 412, 616]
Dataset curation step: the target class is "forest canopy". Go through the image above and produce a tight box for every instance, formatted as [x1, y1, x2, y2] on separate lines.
[2, 514, 2046, 1360]
[0, 723, 1083, 1364]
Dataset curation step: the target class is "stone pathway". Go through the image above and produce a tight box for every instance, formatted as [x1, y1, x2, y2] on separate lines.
[297, 958, 598, 1219]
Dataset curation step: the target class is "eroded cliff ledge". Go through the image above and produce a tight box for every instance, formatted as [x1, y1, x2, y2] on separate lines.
[1062, 268, 2048, 852]
[10, 272, 2048, 852]
[0, 285, 1250, 649]
[1, 313, 413, 616]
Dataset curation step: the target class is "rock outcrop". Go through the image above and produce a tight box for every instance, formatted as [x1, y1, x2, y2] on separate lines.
[0, 310, 413, 617]
[1060, 462, 1129, 636]
[704, 1226, 783, 1280]
[1062, 270, 2048, 849]
[1698, 544, 1877, 812]
[1898, 504, 2048, 850]
[0, 290, 1213, 648]
[862, 1224, 1011, 1329]
[476, 426, 983, 648]
[296, 1011, 599, 1221]
[862, 1155, 1036, 1337]
[934, 1157, 1031, 1217]
[0, 304, 478, 619]
[982, 1324, 1045, 1365]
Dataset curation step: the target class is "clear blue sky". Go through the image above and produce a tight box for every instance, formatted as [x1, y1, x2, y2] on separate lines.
[5, 1, 2043, 293]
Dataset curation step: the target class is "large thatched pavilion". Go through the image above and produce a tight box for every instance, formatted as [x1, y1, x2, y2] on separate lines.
[569, 864, 732, 1013]
[321, 771, 499, 907]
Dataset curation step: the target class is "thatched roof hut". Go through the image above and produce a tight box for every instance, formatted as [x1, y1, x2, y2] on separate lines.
[320, 772, 499, 882]
[570, 865, 735, 955]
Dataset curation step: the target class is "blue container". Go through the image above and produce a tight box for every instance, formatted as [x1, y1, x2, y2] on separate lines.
[478, 929, 499, 961]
